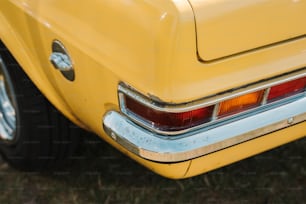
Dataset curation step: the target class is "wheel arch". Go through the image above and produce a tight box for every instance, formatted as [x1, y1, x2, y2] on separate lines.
[0, 16, 87, 129]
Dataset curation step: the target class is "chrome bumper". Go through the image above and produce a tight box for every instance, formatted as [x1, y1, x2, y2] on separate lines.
[103, 97, 306, 162]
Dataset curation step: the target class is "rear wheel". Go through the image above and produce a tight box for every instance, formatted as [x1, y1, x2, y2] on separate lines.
[0, 41, 81, 171]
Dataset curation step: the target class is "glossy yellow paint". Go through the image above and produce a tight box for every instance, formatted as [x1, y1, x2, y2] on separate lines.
[0, 0, 305, 178]
[189, 0, 306, 60]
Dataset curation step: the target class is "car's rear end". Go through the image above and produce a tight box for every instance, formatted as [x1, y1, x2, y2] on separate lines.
[103, 0, 306, 178]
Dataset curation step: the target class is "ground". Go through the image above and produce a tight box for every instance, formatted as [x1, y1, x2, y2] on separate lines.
[0, 133, 305, 204]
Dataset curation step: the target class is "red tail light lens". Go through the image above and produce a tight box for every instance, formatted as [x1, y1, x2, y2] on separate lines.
[124, 95, 214, 131]
[268, 76, 306, 102]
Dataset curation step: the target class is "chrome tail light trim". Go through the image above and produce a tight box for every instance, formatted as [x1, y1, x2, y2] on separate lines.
[119, 68, 305, 113]
[119, 68, 306, 135]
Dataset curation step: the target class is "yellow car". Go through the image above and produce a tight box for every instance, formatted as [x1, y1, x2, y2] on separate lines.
[0, 0, 305, 179]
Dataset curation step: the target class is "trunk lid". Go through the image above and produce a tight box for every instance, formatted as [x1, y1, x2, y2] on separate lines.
[189, 0, 306, 61]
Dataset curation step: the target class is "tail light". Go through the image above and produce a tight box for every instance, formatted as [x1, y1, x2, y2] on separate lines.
[119, 74, 306, 134]
[268, 76, 306, 102]
[124, 95, 214, 131]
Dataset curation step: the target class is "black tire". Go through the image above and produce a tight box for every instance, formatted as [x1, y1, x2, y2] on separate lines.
[0, 41, 81, 171]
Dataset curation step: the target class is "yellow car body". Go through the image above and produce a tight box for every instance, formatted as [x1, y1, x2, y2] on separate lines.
[0, 0, 305, 178]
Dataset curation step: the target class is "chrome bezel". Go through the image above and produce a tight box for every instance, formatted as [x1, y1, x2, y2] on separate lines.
[119, 68, 306, 136]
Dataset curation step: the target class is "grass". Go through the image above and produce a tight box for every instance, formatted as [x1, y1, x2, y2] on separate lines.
[0, 133, 305, 204]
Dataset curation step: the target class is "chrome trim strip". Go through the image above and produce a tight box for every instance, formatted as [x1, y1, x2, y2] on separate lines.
[261, 88, 271, 105]
[211, 103, 220, 120]
[104, 97, 306, 162]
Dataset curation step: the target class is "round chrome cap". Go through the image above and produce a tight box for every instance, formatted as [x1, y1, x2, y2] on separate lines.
[50, 40, 75, 81]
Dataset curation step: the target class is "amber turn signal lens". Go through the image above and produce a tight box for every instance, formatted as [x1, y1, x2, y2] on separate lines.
[218, 90, 264, 117]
